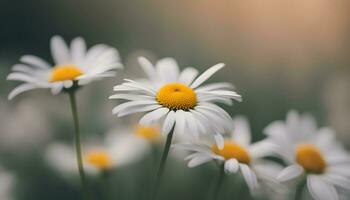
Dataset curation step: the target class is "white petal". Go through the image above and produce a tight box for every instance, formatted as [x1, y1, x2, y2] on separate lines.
[112, 100, 156, 115]
[12, 64, 34, 73]
[172, 143, 211, 154]
[322, 174, 350, 190]
[162, 111, 176, 135]
[107, 134, 149, 167]
[188, 154, 213, 168]
[225, 159, 239, 173]
[138, 57, 157, 80]
[178, 67, 198, 86]
[184, 111, 199, 138]
[8, 84, 38, 100]
[307, 175, 339, 200]
[117, 105, 161, 117]
[240, 164, 259, 192]
[232, 116, 251, 146]
[196, 82, 234, 92]
[174, 110, 186, 135]
[7, 72, 39, 83]
[20, 55, 51, 69]
[139, 107, 169, 125]
[70, 37, 86, 63]
[198, 90, 242, 102]
[277, 165, 304, 183]
[51, 83, 63, 95]
[249, 140, 280, 159]
[327, 165, 350, 177]
[190, 63, 225, 88]
[109, 94, 153, 101]
[156, 57, 179, 83]
[50, 35, 71, 64]
[214, 134, 224, 150]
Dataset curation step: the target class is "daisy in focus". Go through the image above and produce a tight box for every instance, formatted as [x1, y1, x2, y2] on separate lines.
[45, 132, 150, 179]
[110, 57, 242, 138]
[173, 116, 280, 195]
[264, 110, 350, 200]
[7, 35, 121, 99]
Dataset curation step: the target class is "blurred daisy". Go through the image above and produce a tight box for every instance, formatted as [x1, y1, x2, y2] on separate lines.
[0, 167, 15, 200]
[7, 35, 121, 99]
[134, 124, 162, 144]
[264, 110, 350, 200]
[173, 116, 279, 194]
[45, 132, 150, 179]
[110, 57, 241, 138]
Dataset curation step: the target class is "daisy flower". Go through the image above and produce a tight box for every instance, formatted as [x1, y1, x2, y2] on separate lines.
[134, 124, 162, 144]
[45, 132, 150, 178]
[173, 116, 280, 195]
[264, 110, 350, 200]
[7, 35, 121, 99]
[110, 57, 242, 138]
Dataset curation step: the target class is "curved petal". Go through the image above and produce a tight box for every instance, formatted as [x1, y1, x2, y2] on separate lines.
[138, 57, 157, 80]
[156, 57, 179, 83]
[70, 37, 86, 63]
[277, 165, 304, 183]
[190, 63, 225, 88]
[8, 83, 38, 100]
[139, 107, 169, 125]
[162, 111, 176, 136]
[240, 164, 259, 192]
[307, 175, 339, 200]
[188, 153, 213, 168]
[50, 35, 71, 64]
[178, 67, 198, 86]
[232, 116, 251, 146]
[20, 55, 51, 69]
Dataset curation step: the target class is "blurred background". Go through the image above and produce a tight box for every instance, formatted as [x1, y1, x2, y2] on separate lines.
[1, 0, 350, 199]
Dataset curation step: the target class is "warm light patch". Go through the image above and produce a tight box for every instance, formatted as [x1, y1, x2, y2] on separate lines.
[296, 144, 326, 174]
[50, 64, 83, 82]
[85, 150, 112, 170]
[212, 140, 251, 164]
[135, 125, 161, 142]
[156, 83, 197, 110]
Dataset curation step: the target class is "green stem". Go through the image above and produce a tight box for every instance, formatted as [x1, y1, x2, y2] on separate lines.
[213, 163, 225, 200]
[295, 179, 306, 200]
[152, 126, 175, 200]
[101, 170, 111, 200]
[68, 91, 88, 199]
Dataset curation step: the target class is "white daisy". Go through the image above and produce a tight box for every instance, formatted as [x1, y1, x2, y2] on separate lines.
[7, 35, 122, 100]
[264, 110, 350, 200]
[110, 57, 242, 138]
[173, 116, 279, 194]
[45, 132, 150, 179]
[134, 124, 162, 144]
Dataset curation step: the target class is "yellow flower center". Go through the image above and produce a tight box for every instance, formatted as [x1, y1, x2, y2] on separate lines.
[135, 125, 161, 142]
[296, 144, 326, 174]
[49, 64, 83, 82]
[212, 140, 251, 164]
[156, 83, 197, 110]
[85, 150, 112, 170]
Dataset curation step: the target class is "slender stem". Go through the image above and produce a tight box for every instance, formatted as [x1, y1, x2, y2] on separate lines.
[68, 91, 88, 198]
[213, 163, 225, 200]
[152, 126, 175, 200]
[295, 179, 306, 200]
[101, 170, 111, 200]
